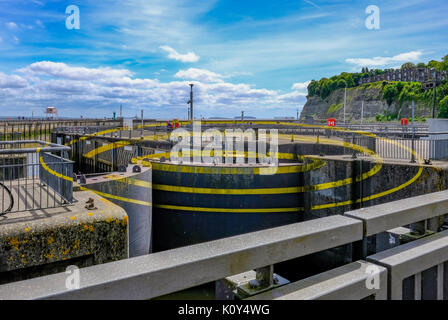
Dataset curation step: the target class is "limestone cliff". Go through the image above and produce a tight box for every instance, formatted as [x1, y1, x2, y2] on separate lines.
[299, 83, 431, 123]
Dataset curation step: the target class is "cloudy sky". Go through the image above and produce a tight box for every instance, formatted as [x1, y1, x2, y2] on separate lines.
[0, 0, 447, 119]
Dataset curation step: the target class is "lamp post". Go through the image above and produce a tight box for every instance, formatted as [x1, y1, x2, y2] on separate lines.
[344, 86, 347, 125]
[361, 101, 364, 124]
[140, 109, 144, 139]
[187, 84, 194, 121]
[432, 82, 437, 118]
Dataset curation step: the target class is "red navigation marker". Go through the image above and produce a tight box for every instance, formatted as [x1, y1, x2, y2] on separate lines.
[400, 118, 409, 126]
[328, 118, 336, 127]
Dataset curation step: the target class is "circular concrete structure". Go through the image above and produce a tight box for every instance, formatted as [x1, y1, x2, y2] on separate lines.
[81, 166, 152, 257]
[150, 160, 305, 251]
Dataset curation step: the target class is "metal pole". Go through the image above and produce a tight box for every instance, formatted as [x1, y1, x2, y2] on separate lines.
[189, 84, 194, 121]
[361, 101, 364, 124]
[241, 111, 244, 122]
[140, 109, 144, 139]
[411, 127, 416, 163]
[433, 83, 436, 118]
[412, 100, 415, 124]
[344, 86, 347, 125]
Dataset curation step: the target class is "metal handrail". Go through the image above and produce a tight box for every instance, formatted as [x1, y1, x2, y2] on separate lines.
[0, 215, 362, 300]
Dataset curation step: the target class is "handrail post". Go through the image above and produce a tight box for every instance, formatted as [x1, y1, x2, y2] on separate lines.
[352, 133, 357, 159]
[253, 265, 275, 288]
[410, 127, 416, 163]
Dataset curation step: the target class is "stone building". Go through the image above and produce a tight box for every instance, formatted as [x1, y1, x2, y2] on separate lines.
[359, 68, 447, 85]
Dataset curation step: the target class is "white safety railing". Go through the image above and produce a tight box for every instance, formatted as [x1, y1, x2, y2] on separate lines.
[0, 190, 448, 300]
[367, 230, 448, 300]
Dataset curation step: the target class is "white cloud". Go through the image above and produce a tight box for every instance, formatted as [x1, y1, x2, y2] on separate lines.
[0, 61, 307, 117]
[345, 51, 423, 68]
[291, 81, 311, 93]
[303, 0, 320, 9]
[175, 68, 224, 83]
[159, 46, 200, 63]
[6, 22, 18, 29]
[0, 72, 28, 88]
[18, 61, 133, 80]
[278, 91, 307, 104]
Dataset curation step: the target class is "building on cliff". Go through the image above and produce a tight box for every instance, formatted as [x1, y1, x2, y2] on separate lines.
[359, 68, 447, 85]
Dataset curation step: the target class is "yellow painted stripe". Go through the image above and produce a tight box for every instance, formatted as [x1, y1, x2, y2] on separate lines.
[55, 121, 423, 212]
[38, 156, 151, 206]
[150, 159, 325, 175]
[79, 186, 152, 206]
[143, 150, 296, 160]
[65, 127, 125, 146]
[309, 137, 424, 210]
[153, 184, 302, 195]
[139, 136, 381, 192]
[359, 137, 424, 202]
[103, 174, 152, 189]
[84, 140, 131, 158]
[39, 156, 73, 182]
[155, 203, 303, 213]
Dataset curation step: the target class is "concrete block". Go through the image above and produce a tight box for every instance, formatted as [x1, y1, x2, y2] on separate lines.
[0, 190, 128, 284]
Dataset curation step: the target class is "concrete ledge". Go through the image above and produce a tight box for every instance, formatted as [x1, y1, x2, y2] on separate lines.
[345, 190, 448, 237]
[0, 191, 128, 283]
[247, 261, 387, 300]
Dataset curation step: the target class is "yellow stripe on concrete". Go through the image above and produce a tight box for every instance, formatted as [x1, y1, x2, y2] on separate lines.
[79, 186, 152, 207]
[39, 156, 73, 182]
[84, 140, 131, 158]
[308, 136, 424, 210]
[154, 204, 303, 213]
[103, 174, 152, 189]
[150, 159, 325, 175]
[153, 184, 302, 195]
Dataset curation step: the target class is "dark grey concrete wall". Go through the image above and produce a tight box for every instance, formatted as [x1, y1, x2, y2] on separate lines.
[302, 156, 448, 220]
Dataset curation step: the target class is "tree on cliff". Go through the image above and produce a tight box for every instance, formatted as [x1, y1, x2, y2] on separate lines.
[307, 80, 319, 96]
[442, 55, 448, 70]
[383, 84, 399, 106]
[428, 60, 444, 70]
[401, 62, 416, 69]
[438, 96, 448, 118]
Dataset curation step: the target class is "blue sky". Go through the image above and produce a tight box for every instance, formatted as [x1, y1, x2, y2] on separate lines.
[0, 0, 447, 119]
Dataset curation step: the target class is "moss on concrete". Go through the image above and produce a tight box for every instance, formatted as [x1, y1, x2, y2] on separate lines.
[0, 191, 128, 282]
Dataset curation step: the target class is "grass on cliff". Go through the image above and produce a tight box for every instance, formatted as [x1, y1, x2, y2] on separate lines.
[327, 103, 343, 114]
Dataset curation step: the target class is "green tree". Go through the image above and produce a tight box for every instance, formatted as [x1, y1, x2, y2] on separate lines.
[337, 79, 347, 89]
[401, 62, 416, 69]
[398, 83, 422, 105]
[438, 96, 448, 118]
[383, 84, 399, 106]
[396, 82, 405, 93]
[307, 80, 319, 96]
[442, 54, 448, 71]
[428, 60, 443, 70]
[416, 62, 426, 68]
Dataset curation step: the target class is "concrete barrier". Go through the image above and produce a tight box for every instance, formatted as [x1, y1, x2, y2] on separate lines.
[0, 190, 128, 284]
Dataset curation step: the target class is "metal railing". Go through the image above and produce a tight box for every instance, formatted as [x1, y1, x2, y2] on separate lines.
[1, 189, 448, 300]
[0, 140, 74, 215]
[368, 230, 448, 300]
